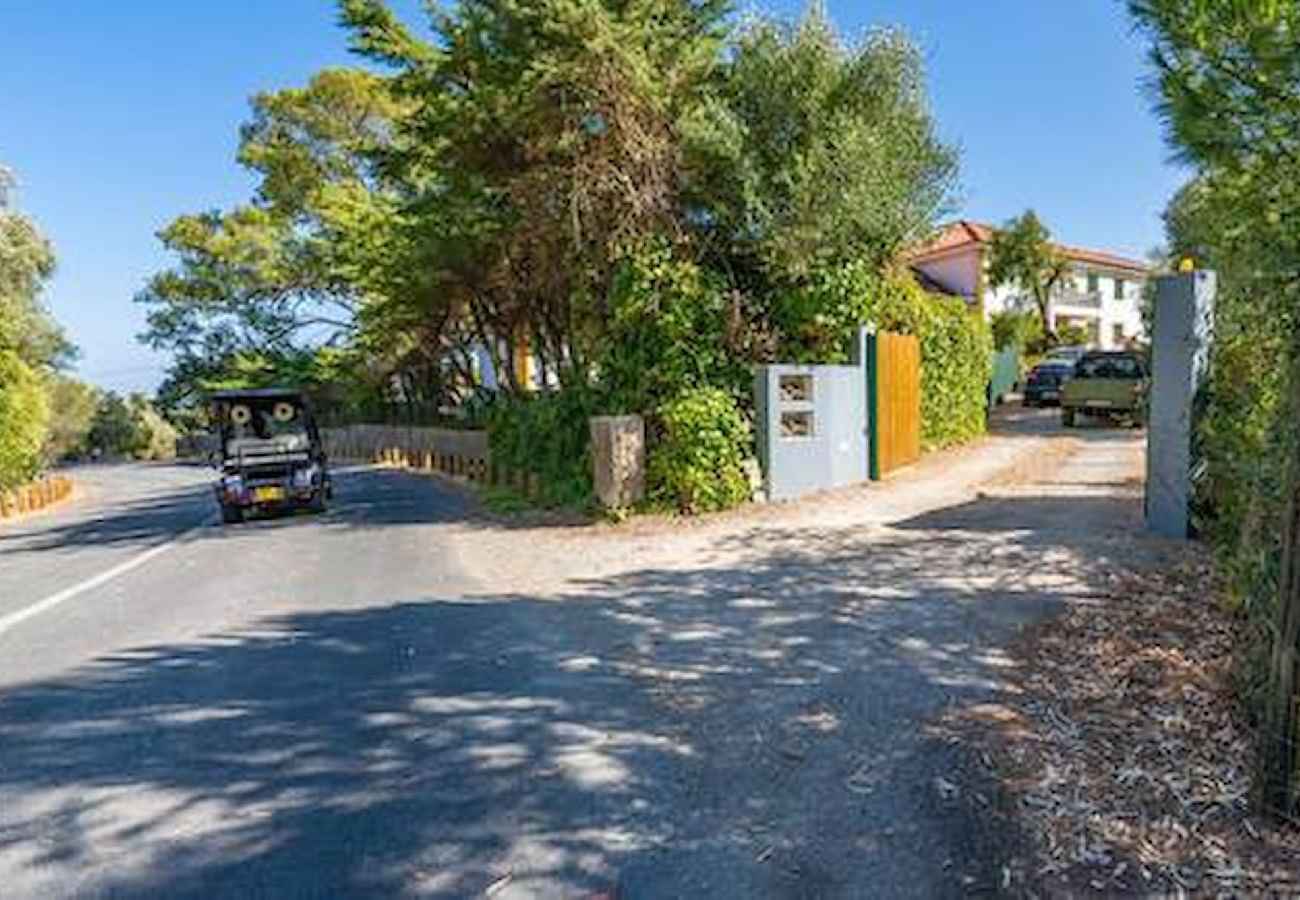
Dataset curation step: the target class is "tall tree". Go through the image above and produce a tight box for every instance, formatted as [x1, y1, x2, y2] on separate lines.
[986, 210, 1070, 344]
[137, 68, 413, 405]
[1130, 0, 1300, 815]
[709, 6, 958, 282]
[340, 0, 731, 389]
[0, 169, 71, 371]
[0, 163, 68, 486]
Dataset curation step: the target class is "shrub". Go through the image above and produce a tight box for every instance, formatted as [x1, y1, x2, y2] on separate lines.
[990, 309, 1043, 351]
[648, 386, 752, 513]
[1056, 322, 1091, 347]
[771, 261, 877, 363]
[85, 392, 179, 460]
[43, 375, 100, 461]
[484, 389, 596, 507]
[915, 294, 994, 450]
[133, 400, 178, 460]
[597, 243, 750, 413]
[0, 351, 50, 489]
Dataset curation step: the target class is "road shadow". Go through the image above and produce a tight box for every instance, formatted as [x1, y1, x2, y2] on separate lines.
[0, 488, 212, 557]
[0, 506, 1121, 897]
[0, 427, 1163, 896]
[0, 467, 477, 556]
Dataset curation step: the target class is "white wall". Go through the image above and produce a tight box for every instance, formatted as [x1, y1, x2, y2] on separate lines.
[993, 266, 1146, 350]
[917, 249, 1147, 350]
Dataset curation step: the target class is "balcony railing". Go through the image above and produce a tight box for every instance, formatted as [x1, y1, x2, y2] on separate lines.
[1052, 288, 1103, 309]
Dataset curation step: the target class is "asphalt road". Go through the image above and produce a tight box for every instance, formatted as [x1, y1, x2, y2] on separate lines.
[0, 416, 1148, 899]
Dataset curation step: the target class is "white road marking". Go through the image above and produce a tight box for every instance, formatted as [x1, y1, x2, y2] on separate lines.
[0, 517, 215, 638]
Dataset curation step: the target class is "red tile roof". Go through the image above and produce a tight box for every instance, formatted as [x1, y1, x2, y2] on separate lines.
[908, 220, 1151, 274]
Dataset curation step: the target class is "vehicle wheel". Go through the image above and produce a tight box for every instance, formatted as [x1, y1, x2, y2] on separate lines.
[307, 490, 327, 514]
[220, 504, 243, 525]
[1062, 408, 1076, 428]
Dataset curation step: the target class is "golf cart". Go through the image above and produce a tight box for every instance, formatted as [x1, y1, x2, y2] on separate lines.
[210, 388, 332, 524]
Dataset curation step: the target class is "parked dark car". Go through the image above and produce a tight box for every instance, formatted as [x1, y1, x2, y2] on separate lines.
[1023, 362, 1076, 407]
[209, 388, 332, 524]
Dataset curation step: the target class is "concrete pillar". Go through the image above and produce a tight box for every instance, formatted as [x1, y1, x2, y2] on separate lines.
[1146, 270, 1216, 538]
[590, 415, 645, 508]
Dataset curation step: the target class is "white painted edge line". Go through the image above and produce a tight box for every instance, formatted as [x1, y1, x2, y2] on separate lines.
[0, 515, 217, 638]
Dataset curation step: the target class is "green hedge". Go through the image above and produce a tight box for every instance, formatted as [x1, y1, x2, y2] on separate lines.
[915, 293, 995, 450]
[648, 386, 751, 513]
[0, 351, 50, 489]
[483, 389, 597, 508]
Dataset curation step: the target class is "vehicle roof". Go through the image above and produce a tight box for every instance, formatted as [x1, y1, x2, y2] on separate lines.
[209, 388, 305, 401]
[1079, 350, 1143, 358]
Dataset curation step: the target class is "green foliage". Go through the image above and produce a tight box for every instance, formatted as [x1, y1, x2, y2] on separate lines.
[138, 69, 412, 408]
[916, 294, 995, 450]
[647, 386, 751, 513]
[597, 243, 750, 413]
[990, 310, 1043, 352]
[483, 390, 598, 508]
[0, 197, 72, 371]
[1056, 322, 1091, 347]
[341, 0, 730, 391]
[1131, 2, 1300, 628]
[865, 268, 992, 450]
[0, 168, 74, 486]
[770, 260, 877, 363]
[1131, 1, 1300, 797]
[0, 351, 50, 489]
[986, 210, 1070, 343]
[87, 393, 178, 461]
[712, 8, 958, 280]
[43, 375, 101, 461]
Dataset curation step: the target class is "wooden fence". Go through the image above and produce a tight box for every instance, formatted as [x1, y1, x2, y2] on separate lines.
[869, 331, 922, 479]
[0, 474, 73, 520]
[321, 424, 546, 499]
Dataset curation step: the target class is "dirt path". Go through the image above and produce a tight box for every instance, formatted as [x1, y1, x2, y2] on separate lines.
[453, 407, 1147, 596]
[437, 408, 1160, 896]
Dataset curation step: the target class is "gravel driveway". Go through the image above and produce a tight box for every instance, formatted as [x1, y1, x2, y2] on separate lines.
[438, 407, 1152, 898]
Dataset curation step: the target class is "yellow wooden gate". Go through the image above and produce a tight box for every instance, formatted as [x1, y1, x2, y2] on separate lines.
[869, 331, 921, 478]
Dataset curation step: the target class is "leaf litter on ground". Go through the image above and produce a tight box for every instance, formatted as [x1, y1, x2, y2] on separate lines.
[938, 549, 1300, 894]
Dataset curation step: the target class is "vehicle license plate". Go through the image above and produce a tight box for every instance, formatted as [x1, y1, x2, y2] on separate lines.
[254, 486, 285, 503]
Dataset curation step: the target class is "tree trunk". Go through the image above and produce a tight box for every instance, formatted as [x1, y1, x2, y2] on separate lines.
[1035, 287, 1057, 347]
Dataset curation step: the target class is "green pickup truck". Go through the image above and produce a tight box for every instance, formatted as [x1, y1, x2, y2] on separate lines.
[1061, 351, 1149, 428]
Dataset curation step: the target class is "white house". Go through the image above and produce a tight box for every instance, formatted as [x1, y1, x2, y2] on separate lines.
[909, 221, 1151, 350]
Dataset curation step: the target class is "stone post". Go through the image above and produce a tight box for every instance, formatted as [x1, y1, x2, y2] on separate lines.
[590, 415, 646, 508]
[1146, 270, 1216, 538]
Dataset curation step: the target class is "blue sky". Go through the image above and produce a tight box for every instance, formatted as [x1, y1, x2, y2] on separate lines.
[0, 0, 1183, 393]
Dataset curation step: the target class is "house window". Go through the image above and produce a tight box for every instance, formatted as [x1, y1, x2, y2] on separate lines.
[1112, 323, 1125, 346]
[1087, 272, 1099, 294]
[1114, 278, 1126, 300]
